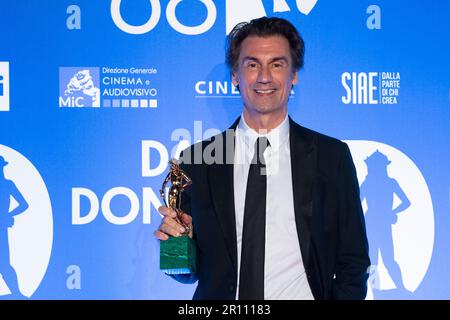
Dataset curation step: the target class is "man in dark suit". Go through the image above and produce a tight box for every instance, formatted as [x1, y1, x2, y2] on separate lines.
[154, 17, 370, 300]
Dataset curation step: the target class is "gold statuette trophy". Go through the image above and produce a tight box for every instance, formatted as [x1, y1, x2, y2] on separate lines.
[159, 159, 196, 274]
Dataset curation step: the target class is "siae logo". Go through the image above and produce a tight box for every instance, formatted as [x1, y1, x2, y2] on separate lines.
[341, 72, 379, 105]
[0, 145, 53, 299]
[341, 72, 400, 105]
[110, 0, 318, 35]
[59, 67, 101, 108]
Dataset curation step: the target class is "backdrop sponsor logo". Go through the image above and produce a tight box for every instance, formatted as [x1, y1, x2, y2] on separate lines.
[110, 0, 318, 35]
[0, 145, 53, 299]
[226, 0, 318, 34]
[341, 72, 401, 105]
[102, 67, 158, 108]
[347, 141, 434, 299]
[59, 67, 100, 107]
[0, 62, 10, 112]
[59, 67, 158, 109]
[195, 79, 295, 99]
[110, 0, 217, 35]
[195, 80, 240, 98]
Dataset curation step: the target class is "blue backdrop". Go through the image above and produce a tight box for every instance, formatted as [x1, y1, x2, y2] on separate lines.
[0, 0, 449, 299]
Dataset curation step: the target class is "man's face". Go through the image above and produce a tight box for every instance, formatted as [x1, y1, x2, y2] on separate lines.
[232, 35, 298, 122]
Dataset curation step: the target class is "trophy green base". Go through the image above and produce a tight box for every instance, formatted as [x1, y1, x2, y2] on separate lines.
[160, 235, 197, 275]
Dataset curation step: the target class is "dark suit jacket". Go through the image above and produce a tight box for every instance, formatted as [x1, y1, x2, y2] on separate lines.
[173, 117, 370, 300]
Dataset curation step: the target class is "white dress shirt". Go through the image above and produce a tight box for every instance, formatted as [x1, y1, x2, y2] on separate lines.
[233, 114, 314, 300]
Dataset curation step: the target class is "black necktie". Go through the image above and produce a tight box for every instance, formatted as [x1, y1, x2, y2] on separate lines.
[239, 136, 270, 300]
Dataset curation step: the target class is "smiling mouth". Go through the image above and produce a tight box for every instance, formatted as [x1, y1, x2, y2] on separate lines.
[254, 89, 276, 95]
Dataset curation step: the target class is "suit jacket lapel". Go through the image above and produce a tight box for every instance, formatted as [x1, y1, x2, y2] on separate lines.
[289, 117, 316, 270]
[207, 117, 240, 273]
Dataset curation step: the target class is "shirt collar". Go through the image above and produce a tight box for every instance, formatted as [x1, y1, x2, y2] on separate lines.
[237, 113, 290, 151]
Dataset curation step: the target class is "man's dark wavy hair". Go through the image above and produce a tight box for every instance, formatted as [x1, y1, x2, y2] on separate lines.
[226, 16, 305, 72]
